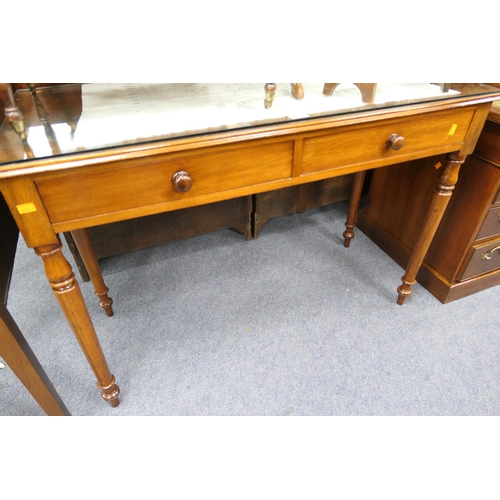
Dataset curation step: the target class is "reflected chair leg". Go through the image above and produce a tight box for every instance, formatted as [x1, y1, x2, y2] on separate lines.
[291, 83, 304, 100]
[264, 83, 276, 109]
[323, 83, 340, 96]
[355, 83, 377, 104]
[397, 153, 465, 305]
[35, 241, 120, 406]
[70, 228, 114, 317]
[343, 170, 366, 248]
[0, 83, 27, 141]
[0, 83, 35, 158]
[323, 83, 377, 104]
[0, 303, 70, 416]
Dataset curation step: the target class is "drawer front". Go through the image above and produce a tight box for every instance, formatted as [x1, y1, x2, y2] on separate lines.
[476, 206, 500, 240]
[460, 238, 500, 280]
[37, 141, 293, 224]
[301, 108, 474, 175]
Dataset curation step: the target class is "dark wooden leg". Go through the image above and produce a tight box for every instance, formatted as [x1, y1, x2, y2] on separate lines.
[0, 195, 19, 305]
[70, 228, 114, 317]
[264, 83, 276, 109]
[397, 153, 465, 305]
[0, 302, 70, 416]
[343, 170, 367, 248]
[34, 241, 120, 406]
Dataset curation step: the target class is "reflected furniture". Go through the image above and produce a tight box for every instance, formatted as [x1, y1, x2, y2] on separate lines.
[264, 83, 377, 109]
[1, 83, 499, 407]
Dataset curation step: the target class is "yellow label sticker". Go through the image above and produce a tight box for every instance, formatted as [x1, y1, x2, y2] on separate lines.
[16, 202, 37, 214]
[448, 124, 458, 135]
[435, 161, 442, 170]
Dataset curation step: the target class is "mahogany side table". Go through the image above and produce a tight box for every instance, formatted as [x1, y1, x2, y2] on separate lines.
[1, 83, 499, 407]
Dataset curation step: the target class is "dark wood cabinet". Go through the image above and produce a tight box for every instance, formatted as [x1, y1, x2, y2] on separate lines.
[357, 104, 500, 303]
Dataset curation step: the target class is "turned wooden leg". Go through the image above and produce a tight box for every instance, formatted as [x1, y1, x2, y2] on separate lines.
[343, 171, 366, 248]
[70, 228, 114, 317]
[34, 241, 120, 406]
[0, 303, 70, 416]
[264, 83, 276, 109]
[397, 153, 465, 305]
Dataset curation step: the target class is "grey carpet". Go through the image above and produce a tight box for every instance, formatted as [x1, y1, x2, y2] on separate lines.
[1, 202, 499, 415]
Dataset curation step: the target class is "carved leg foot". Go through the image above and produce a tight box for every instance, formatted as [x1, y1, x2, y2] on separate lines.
[98, 375, 120, 407]
[397, 152, 465, 305]
[264, 83, 276, 109]
[343, 171, 366, 248]
[35, 241, 120, 406]
[70, 228, 114, 317]
[397, 278, 415, 305]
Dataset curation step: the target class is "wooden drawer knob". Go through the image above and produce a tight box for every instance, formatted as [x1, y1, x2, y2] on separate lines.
[171, 171, 192, 193]
[386, 134, 405, 150]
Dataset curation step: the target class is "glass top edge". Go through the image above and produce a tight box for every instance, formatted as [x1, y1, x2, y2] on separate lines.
[1, 83, 499, 167]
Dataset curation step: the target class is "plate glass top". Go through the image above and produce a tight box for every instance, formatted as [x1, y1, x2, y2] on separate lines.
[0, 83, 499, 166]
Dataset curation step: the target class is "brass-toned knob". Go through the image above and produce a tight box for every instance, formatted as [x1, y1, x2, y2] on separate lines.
[171, 171, 192, 193]
[386, 134, 405, 151]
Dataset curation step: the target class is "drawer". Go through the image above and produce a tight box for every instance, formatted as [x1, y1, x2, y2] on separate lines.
[300, 107, 475, 175]
[476, 206, 500, 240]
[36, 141, 293, 225]
[460, 238, 500, 280]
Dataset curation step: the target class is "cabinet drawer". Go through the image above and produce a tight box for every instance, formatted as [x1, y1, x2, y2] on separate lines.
[476, 206, 500, 240]
[36, 141, 293, 225]
[460, 238, 500, 280]
[301, 108, 474, 175]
